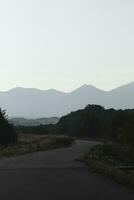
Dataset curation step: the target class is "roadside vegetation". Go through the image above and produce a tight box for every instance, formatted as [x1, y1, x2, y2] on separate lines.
[0, 134, 74, 158]
[0, 109, 74, 158]
[81, 144, 134, 188]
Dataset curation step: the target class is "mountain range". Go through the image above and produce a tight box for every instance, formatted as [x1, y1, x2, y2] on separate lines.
[0, 82, 134, 118]
[9, 117, 59, 126]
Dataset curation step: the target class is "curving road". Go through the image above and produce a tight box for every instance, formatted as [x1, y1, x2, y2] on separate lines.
[0, 140, 133, 199]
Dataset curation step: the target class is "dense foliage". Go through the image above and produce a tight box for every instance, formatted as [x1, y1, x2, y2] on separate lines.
[16, 105, 134, 145]
[0, 109, 17, 146]
[57, 105, 134, 145]
[16, 124, 54, 135]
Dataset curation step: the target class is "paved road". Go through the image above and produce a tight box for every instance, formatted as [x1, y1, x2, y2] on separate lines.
[0, 140, 134, 200]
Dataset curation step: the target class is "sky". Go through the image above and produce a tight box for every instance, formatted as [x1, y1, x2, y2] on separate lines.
[0, 0, 134, 92]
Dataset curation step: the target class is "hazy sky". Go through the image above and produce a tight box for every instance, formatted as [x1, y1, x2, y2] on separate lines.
[0, 0, 134, 91]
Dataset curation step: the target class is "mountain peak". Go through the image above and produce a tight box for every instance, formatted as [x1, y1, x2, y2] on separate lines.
[80, 84, 95, 88]
[8, 87, 25, 91]
[7, 87, 43, 93]
[71, 84, 106, 94]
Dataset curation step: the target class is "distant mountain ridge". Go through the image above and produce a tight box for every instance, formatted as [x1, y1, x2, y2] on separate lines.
[9, 117, 59, 127]
[0, 82, 134, 118]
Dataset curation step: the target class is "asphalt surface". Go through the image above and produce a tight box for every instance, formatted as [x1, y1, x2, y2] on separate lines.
[0, 140, 134, 200]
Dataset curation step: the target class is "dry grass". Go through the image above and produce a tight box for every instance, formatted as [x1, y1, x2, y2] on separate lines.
[0, 134, 74, 158]
[81, 148, 134, 189]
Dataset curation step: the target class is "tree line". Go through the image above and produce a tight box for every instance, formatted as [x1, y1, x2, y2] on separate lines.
[0, 104, 134, 146]
[16, 105, 134, 146]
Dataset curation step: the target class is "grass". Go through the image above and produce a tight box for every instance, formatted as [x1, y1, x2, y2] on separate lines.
[81, 144, 134, 189]
[0, 134, 74, 158]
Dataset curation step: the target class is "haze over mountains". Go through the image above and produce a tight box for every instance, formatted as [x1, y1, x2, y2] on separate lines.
[0, 82, 134, 118]
[9, 117, 59, 127]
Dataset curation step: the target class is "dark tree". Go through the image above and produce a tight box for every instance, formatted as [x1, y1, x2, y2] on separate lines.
[0, 109, 17, 146]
